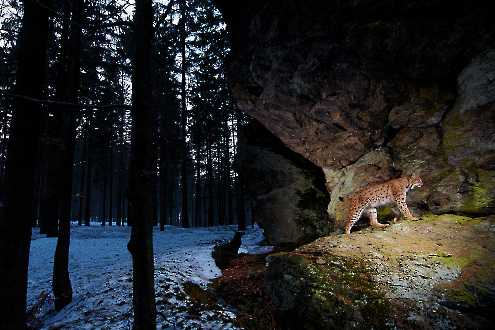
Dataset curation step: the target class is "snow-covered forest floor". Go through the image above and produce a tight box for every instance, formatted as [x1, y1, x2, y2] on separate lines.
[28, 223, 271, 329]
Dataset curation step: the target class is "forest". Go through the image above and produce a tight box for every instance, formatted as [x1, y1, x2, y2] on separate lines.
[1, 0, 494, 329]
[0, 0, 248, 231]
[1, 0, 251, 328]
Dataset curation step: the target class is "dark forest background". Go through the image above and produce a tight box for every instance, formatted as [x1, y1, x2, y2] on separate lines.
[0, 1, 253, 327]
[0, 0, 250, 233]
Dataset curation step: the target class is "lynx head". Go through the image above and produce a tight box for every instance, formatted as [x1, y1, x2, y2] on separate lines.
[408, 174, 423, 190]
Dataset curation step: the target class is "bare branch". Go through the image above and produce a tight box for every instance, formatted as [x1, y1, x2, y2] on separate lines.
[0, 91, 131, 111]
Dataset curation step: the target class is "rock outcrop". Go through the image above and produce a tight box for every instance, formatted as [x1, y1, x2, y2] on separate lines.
[265, 215, 495, 329]
[236, 120, 331, 245]
[217, 0, 495, 228]
[215, 2, 495, 326]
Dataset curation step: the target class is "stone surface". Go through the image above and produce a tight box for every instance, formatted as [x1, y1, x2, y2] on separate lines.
[265, 214, 495, 329]
[215, 3, 495, 327]
[236, 121, 331, 245]
[217, 1, 495, 225]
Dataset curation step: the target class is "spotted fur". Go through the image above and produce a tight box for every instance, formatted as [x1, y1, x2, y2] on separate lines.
[342, 175, 423, 235]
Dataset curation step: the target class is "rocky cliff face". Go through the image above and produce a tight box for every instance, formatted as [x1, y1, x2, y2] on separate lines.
[217, 0, 495, 228]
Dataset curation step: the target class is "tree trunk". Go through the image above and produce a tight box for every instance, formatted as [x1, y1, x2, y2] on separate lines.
[0, 0, 50, 328]
[159, 138, 168, 230]
[116, 149, 123, 226]
[78, 131, 87, 225]
[127, 0, 156, 328]
[38, 129, 59, 236]
[179, 0, 189, 228]
[52, 0, 82, 311]
[109, 141, 113, 226]
[84, 151, 92, 226]
[194, 151, 201, 227]
[207, 143, 214, 227]
[102, 156, 107, 226]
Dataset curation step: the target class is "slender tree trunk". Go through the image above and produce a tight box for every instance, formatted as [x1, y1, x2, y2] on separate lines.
[102, 157, 107, 226]
[38, 130, 59, 236]
[52, 0, 83, 311]
[159, 139, 168, 230]
[127, 0, 156, 328]
[116, 148, 123, 226]
[84, 152, 92, 225]
[0, 109, 12, 207]
[152, 177, 158, 226]
[194, 151, 201, 227]
[179, 0, 189, 228]
[109, 141, 113, 226]
[207, 143, 214, 226]
[78, 131, 87, 225]
[0, 1, 50, 328]
[116, 178, 122, 226]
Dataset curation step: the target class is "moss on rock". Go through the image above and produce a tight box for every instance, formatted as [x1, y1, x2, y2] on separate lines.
[460, 169, 495, 214]
[265, 253, 391, 329]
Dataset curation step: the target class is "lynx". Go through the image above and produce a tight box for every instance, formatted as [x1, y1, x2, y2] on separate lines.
[342, 175, 423, 235]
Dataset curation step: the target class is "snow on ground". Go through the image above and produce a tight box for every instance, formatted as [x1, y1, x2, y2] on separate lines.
[28, 223, 271, 329]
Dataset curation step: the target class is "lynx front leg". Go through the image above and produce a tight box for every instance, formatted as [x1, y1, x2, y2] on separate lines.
[395, 196, 418, 220]
[365, 208, 389, 229]
[344, 206, 365, 235]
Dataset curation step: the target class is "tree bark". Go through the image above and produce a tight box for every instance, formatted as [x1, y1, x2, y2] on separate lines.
[109, 138, 113, 226]
[78, 128, 87, 225]
[0, 0, 50, 328]
[207, 143, 214, 226]
[159, 131, 168, 230]
[102, 156, 107, 226]
[52, 0, 83, 311]
[179, 0, 189, 228]
[127, 0, 156, 328]
[84, 147, 92, 226]
[194, 151, 202, 227]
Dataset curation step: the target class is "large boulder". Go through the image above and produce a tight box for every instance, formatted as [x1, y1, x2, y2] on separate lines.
[217, 1, 495, 226]
[265, 214, 495, 329]
[236, 120, 331, 245]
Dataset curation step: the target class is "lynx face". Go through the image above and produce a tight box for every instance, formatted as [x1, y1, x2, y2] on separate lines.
[409, 175, 423, 190]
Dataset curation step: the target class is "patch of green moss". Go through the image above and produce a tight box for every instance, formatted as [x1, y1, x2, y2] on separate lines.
[420, 213, 481, 225]
[461, 169, 495, 214]
[267, 253, 391, 329]
[446, 286, 477, 306]
[439, 262, 495, 314]
[433, 254, 471, 269]
[462, 183, 491, 213]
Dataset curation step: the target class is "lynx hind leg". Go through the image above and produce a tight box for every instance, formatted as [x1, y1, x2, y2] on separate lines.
[344, 206, 365, 235]
[365, 208, 389, 229]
